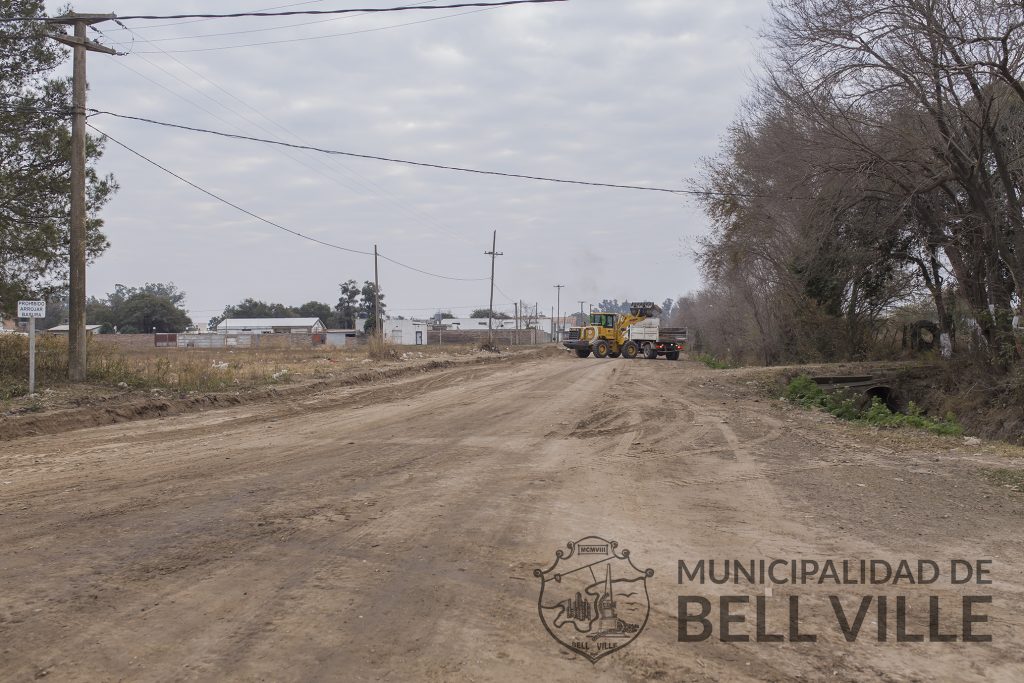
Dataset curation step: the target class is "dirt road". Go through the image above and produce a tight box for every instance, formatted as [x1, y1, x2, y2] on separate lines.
[1, 354, 1021, 681]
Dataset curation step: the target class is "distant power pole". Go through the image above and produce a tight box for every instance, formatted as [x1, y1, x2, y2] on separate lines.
[46, 13, 117, 382]
[484, 230, 502, 346]
[553, 284, 564, 343]
[514, 302, 519, 346]
[374, 244, 381, 340]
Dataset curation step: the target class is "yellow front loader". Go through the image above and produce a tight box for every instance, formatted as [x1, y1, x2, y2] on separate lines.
[562, 302, 665, 359]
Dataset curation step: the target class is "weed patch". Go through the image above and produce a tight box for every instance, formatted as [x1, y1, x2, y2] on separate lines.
[982, 468, 1024, 492]
[696, 353, 731, 369]
[784, 374, 962, 436]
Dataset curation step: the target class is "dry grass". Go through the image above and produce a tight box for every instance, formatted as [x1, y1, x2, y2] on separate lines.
[366, 335, 400, 360]
[0, 334, 477, 401]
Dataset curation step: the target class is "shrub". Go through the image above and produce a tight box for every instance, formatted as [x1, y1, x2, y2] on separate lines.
[784, 375, 962, 436]
[696, 353, 732, 369]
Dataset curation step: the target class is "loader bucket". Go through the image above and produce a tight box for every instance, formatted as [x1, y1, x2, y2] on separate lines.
[629, 302, 662, 317]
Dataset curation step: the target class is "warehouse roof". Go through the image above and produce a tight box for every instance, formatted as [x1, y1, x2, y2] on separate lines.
[216, 318, 324, 329]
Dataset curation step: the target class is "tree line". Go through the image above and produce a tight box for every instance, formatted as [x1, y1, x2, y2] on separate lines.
[686, 0, 1024, 368]
[210, 279, 385, 331]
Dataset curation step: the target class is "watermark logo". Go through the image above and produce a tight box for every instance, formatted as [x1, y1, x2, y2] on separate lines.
[534, 536, 654, 662]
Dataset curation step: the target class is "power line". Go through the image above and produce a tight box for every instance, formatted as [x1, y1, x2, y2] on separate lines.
[0, 1, 566, 22]
[89, 124, 489, 281]
[124, 0, 443, 42]
[87, 110, 692, 195]
[132, 8, 494, 53]
[5, 103, 799, 200]
[90, 124, 373, 255]
[493, 282, 516, 303]
[378, 254, 489, 281]
[105, 0, 343, 31]
[94, 24, 477, 247]
[115, 0, 564, 21]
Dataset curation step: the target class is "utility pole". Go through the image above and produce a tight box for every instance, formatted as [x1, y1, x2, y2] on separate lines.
[484, 230, 502, 347]
[46, 14, 116, 382]
[514, 302, 519, 346]
[374, 244, 381, 340]
[553, 284, 564, 343]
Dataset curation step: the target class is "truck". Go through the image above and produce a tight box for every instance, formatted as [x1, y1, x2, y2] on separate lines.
[562, 302, 687, 360]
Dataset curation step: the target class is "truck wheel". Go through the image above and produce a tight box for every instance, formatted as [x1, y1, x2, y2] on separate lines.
[608, 352, 621, 358]
[621, 341, 639, 359]
[575, 349, 591, 358]
[642, 343, 657, 359]
[593, 340, 609, 358]
[666, 351, 680, 361]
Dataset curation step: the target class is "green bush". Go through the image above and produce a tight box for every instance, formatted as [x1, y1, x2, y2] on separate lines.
[784, 375, 962, 436]
[696, 353, 732, 369]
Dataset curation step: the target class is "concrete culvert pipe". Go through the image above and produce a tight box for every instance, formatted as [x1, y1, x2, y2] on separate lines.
[863, 385, 903, 413]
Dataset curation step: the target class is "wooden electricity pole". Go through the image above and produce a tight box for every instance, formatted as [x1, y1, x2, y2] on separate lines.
[514, 302, 519, 346]
[553, 284, 564, 343]
[484, 230, 502, 346]
[374, 244, 381, 340]
[46, 14, 117, 381]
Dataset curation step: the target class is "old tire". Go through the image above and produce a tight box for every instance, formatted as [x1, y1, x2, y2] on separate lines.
[666, 351, 680, 361]
[643, 343, 657, 359]
[593, 339, 609, 358]
[575, 348, 591, 358]
[622, 341, 639, 359]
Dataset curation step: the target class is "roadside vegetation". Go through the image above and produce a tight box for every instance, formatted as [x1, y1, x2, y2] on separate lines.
[675, 1, 1024, 373]
[0, 334, 476, 403]
[695, 353, 732, 369]
[783, 374, 962, 436]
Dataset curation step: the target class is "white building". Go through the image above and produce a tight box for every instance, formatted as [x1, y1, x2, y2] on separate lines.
[384, 318, 429, 346]
[214, 318, 325, 334]
[440, 317, 519, 330]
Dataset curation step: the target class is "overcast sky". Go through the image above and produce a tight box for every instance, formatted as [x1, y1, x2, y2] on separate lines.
[47, 0, 769, 323]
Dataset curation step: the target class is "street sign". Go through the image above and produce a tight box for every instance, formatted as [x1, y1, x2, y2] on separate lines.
[17, 300, 46, 318]
[17, 301, 45, 395]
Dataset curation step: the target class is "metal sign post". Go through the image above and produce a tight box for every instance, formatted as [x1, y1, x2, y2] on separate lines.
[17, 300, 46, 394]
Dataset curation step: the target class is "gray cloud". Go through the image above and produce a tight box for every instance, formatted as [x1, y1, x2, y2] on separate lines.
[49, 0, 768, 321]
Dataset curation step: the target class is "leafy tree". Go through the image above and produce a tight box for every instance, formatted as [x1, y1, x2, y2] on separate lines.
[209, 298, 295, 328]
[432, 310, 454, 322]
[295, 300, 337, 327]
[660, 298, 675, 323]
[360, 280, 385, 332]
[39, 295, 67, 329]
[470, 308, 510, 319]
[87, 283, 192, 333]
[335, 279, 361, 329]
[595, 299, 629, 314]
[0, 0, 117, 314]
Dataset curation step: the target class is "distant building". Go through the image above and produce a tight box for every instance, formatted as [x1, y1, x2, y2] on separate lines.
[384, 318, 429, 346]
[214, 318, 325, 334]
[46, 324, 102, 336]
[440, 317, 518, 330]
[325, 329, 359, 347]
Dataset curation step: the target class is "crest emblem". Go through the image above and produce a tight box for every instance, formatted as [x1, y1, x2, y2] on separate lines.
[534, 536, 654, 662]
